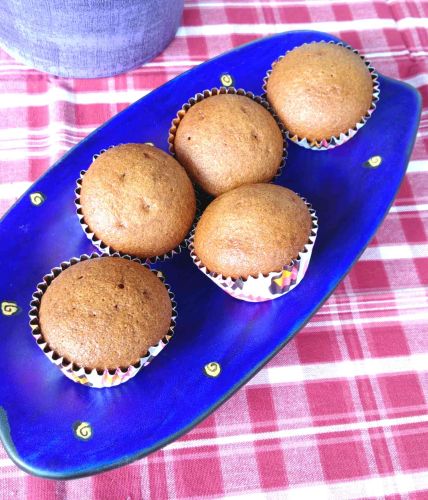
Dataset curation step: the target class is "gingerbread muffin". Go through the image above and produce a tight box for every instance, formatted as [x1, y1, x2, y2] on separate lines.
[79, 143, 196, 259]
[193, 183, 312, 279]
[265, 42, 375, 143]
[38, 257, 172, 371]
[173, 93, 284, 196]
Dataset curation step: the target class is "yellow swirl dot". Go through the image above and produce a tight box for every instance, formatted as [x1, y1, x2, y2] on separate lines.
[366, 156, 382, 168]
[204, 362, 222, 378]
[73, 421, 92, 440]
[30, 192, 46, 206]
[1, 301, 20, 316]
[220, 73, 234, 87]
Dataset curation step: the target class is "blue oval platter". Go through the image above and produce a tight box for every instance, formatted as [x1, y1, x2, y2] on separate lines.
[0, 30, 421, 479]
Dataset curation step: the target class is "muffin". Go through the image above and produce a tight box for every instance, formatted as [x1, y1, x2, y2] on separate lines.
[190, 183, 318, 302]
[78, 143, 196, 259]
[194, 183, 312, 278]
[31, 255, 175, 387]
[265, 42, 377, 146]
[172, 91, 284, 196]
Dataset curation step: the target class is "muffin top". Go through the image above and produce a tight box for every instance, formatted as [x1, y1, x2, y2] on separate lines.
[266, 42, 374, 141]
[194, 183, 312, 278]
[39, 257, 172, 370]
[173, 94, 284, 196]
[80, 143, 196, 258]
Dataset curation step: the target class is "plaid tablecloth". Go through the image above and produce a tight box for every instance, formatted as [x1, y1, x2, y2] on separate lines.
[1, 0, 427, 498]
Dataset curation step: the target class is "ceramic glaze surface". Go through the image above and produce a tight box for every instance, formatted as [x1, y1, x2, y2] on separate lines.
[0, 31, 421, 478]
[0, 0, 184, 78]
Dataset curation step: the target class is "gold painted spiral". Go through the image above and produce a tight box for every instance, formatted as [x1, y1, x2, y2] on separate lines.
[220, 73, 234, 87]
[204, 362, 222, 378]
[73, 421, 92, 440]
[365, 156, 382, 168]
[30, 192, 46, 206]
[1, 301, 19, 316]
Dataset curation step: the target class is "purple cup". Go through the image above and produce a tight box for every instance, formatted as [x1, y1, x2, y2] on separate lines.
[0, 0, 183, 78]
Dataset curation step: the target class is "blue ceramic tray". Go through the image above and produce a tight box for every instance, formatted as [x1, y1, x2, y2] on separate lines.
[0, 31, 420, 479]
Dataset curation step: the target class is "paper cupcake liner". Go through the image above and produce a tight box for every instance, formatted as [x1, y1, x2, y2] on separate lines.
[262, 41, 380, 151]
[189, 198, 318, 302]
[168, 86, 287, 183]
[28, 253, 177, 388]
[75, 144, 197, 264]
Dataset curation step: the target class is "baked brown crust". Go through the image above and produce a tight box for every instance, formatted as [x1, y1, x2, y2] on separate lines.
[80, 143, 196, 258]
[39, 257, 172, 370]
[194, 183, 312, 278]
[174, 94, 284, 196]
[266, 43, 373, 141]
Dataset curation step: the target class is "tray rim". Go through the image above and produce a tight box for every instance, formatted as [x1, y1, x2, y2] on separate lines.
[0, 30, 422, 479]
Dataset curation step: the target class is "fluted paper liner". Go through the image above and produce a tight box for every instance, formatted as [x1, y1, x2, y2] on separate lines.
[262, 41, 380, 150]
[29, 253, 177, 388]
[75, 145, 196, 264]
[168, 86, 287, 181]
[189, 198, 318, 302]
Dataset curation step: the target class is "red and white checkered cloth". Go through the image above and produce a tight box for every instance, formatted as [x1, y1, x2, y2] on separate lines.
[1, 0, 428, 497]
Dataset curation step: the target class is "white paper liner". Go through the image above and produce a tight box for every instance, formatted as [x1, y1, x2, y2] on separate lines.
[75, 144, 197, 264]
[262, 41, 380, 151]
[29, 253, 177, 388]
[189, 198, 318, 302]
[168, 86, 287, 183]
